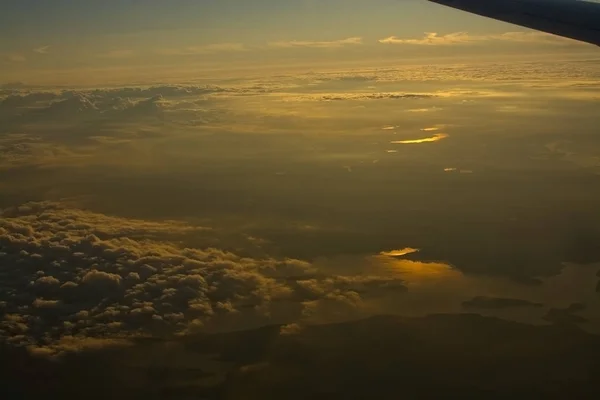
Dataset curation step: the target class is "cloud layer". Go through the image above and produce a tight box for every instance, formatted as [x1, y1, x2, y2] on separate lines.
[0, 201, 410, 355]
[1, 58, 600, 356]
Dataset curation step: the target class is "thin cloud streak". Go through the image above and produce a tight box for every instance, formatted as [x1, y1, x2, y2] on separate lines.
[157, 43, 247, 55]
[268, 37, 363, 48]
[97, 50, 135, 59]
[379, 31, 572, 46]
[33, 46, 50, 54]
[9, 55, 26, 62]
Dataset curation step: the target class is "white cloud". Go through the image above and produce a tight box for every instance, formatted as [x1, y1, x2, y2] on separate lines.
[269, 37, 363, 48]
[33, 46, 50, 54]
[157, 43, 247, 55]
[6, 54, 26, 62]
[379, 31, 572, 46]
[97, 49, 134, 59]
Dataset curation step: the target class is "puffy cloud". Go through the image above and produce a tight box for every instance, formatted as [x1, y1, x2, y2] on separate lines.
[32, 299, 61, 308]
[279, 322, 302, 335]
[41, 93, 99, 116]
[378, 31, 573, 46]
[28, 336, 130, 357]
[109, 94, 166, 119]
[0, 201, 406, 355]
[81, 270, 122, 286]
[0, 85, 230, 131]
[34, 276, 60, 286]
[91, 84, 226, 99]
[0, 85, 225, 113]
[0, 91, 59, 109]
[269, 37, 363, 48]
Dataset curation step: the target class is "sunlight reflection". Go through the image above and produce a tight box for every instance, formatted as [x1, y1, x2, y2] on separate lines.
[379, 248, 420, 257]
[374, 255, 462, 284]
[391, 133, 449, 144]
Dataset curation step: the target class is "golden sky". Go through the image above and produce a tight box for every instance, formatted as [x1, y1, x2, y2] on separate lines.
[1, 0, 596, 86]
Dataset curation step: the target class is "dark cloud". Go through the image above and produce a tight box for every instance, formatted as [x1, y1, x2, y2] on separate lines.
[39, 93, 99, 117]
[462, 296, 543, 310]
[90, 84, 226, 98]
[2, 314, 600, 399]
[543, 303, 589, 327]
[0, 85, 230, 128]
[0, 81, 29, 90]
[0, 91, 59, 109]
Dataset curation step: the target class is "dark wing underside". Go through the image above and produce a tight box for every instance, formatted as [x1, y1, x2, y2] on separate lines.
[429, 0, 600, 47]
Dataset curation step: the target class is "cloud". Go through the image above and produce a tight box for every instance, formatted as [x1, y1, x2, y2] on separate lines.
[462, 296, 543, 310]
[543, 303, 589, 326]
[405, 107, 442, 113]
[0, 84, 236, 170]
[157, 43, 247, 55]
[3, 313, 600, 398]
[379, 31, 572, 46]
[27, 336, 131, 357]
[0, 201, 410, 355]
[379, 248, 420, 257]
[0, 60, 599, 369]
[81, 270, 122, 286]
[0, 85, 225, 112]
[33, 46, 50, 54]
[279, 322, 302, 335]
[0, 134, 86, 170]
[97, 50, 134, 59]
[6, 54, 26, 63]
[0, 91, 59, 108]
[42, 93, 99, 116]
[268, 37, 363, 48]
[0, 85, 227, 129]
[284, 92, 437, 102]
[0, 82, 29, 90]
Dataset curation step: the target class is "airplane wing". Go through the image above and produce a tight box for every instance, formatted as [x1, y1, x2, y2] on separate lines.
[428, 0, 600, 47]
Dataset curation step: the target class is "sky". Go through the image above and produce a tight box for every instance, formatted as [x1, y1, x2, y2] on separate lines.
[1, 0, 600, 398]
[1, 0, 597, 85]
